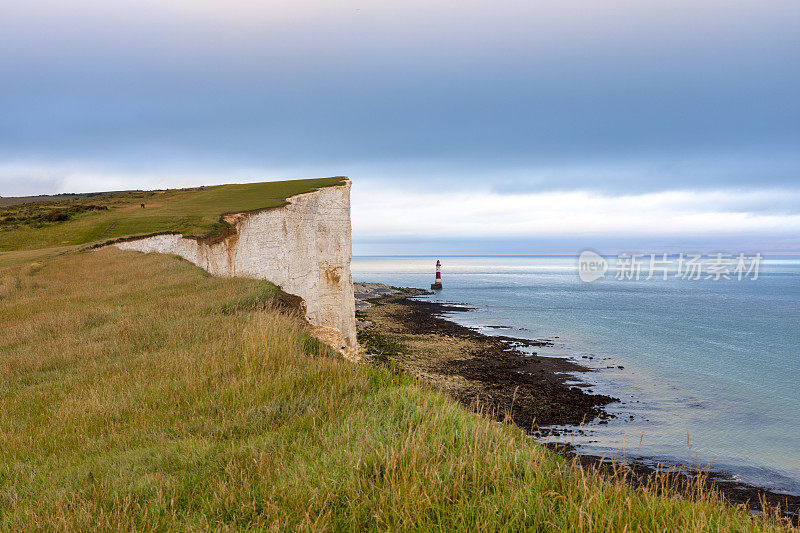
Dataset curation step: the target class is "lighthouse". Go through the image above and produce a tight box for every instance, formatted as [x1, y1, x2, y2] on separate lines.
[430, 260, 443, 290]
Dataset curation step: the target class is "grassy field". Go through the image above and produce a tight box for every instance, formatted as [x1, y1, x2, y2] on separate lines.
[0, 177, 345, 254]
[0, 248, 795, 530]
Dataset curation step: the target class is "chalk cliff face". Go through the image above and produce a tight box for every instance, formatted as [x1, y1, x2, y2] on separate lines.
[115, 180, 356, 348]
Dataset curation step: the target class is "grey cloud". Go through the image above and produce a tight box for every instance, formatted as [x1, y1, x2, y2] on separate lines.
[0, 0, 798, 200]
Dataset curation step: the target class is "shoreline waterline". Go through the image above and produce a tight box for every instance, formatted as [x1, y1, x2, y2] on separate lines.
[356, 285, 800, 520]
[355, 283, 800, 519]
[433, 297, 800, 499]
[352, 255, 800, 503]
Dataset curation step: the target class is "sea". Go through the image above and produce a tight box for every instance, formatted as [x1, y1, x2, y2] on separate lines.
[352, 255, 800, 495]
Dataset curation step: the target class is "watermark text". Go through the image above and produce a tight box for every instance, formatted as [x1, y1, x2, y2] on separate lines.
[578, 252, 762, 282]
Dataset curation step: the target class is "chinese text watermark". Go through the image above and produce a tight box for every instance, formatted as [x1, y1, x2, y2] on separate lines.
[578, 252, 762, 283]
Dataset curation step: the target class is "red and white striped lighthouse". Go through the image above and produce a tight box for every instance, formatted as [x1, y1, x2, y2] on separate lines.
[430, 259, 443, 290]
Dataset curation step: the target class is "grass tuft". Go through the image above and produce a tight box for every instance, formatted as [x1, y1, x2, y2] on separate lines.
[218, 281, 281, 314]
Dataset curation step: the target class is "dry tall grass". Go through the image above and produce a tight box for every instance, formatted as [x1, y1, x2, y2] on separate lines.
[0, 249, 795, 531]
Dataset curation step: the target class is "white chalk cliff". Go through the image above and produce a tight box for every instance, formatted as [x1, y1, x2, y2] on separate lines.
[114, 179, 357, 349]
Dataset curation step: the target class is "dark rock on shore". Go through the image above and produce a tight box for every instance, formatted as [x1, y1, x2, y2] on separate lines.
[355, 284, 800, 523]
[356, 288, 615, 430]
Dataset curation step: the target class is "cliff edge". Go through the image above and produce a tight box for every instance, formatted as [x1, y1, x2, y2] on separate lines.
[114, 179, 357, 350]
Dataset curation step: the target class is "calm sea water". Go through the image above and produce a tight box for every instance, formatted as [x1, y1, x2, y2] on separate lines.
[352, 256, 800, 495]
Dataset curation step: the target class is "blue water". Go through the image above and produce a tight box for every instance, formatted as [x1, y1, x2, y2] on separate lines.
[352, 256, 800, 495]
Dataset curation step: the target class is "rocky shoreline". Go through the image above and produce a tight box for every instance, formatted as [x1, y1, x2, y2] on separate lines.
[354, 282, 800, 522]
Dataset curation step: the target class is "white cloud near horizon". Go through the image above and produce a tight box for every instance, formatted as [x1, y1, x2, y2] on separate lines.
[351, 185, 800, 240]
[2, 161, 799, 252]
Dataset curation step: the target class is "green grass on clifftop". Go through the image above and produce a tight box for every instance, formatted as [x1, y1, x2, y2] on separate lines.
[0, 249, 795, 531]
[0, 177, 346, 255]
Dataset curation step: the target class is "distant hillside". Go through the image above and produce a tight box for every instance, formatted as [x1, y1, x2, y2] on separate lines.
[0, 191, 137, 207]
[0, 177, 346, 253]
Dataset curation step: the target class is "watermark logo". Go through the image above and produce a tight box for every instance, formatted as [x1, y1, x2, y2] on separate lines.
[578, 250, 608, 282]
[578, 252, 762, 282]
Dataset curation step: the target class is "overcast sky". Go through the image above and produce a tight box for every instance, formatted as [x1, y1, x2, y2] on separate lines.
[1, 0, 798, 254]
